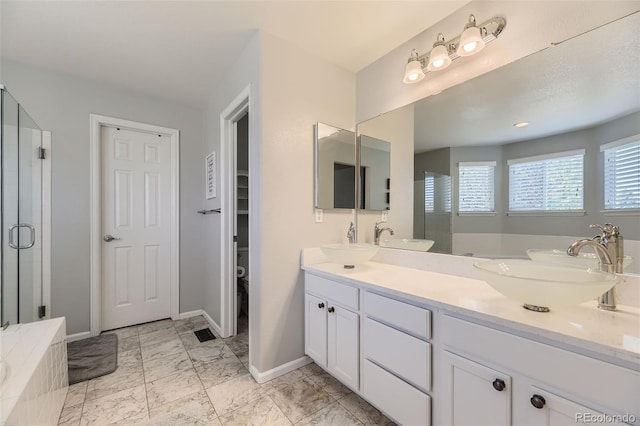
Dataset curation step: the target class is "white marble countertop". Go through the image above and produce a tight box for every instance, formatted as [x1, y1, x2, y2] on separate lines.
[301, 248, 640, 370]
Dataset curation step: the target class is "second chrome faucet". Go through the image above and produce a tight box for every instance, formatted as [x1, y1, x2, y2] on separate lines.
[374, 221, 394, 245]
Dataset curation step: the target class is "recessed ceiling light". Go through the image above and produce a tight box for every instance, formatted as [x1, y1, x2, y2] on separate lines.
[514, 121, 529, 128]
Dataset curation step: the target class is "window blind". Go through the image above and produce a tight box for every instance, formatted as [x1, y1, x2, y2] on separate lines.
[603, 140, 640, 210]
[458, 162, 495, 212]
[508, 151, 584, 212]
[425, 174, 451, 213]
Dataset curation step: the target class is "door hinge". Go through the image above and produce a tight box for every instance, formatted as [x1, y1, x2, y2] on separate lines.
[233, 236, 238, 242]
[38, 305, 46, 318]
[38, 147, 46, 159]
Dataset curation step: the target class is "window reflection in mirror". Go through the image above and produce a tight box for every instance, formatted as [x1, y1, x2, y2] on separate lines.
[354, 12, 640, 273]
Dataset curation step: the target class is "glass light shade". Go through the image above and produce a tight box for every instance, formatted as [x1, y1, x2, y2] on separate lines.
[457, 26, 485, 57]
[403, 60, 425, 84]
[427, 44, 451, 71]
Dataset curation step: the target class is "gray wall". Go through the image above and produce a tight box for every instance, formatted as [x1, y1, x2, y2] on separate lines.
[448, 111, 640, 240]
[1, 60, 205, 334]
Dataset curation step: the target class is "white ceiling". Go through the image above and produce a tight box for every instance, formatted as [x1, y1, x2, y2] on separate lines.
[0, 1, 467, 108]
[413, 11, 640, 152]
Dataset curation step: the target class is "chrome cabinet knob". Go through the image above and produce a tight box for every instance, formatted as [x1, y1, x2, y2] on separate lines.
[103, 235, 121, 242]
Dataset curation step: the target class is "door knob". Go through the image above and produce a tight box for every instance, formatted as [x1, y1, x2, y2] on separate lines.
[103, 235, 121, 242]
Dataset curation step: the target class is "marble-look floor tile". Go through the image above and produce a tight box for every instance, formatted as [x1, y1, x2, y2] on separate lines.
[149, 391, 221, 426]
[196, 354, 248, 388]
[139, 326, 179, 347]
[181, 332, 223, 351]
[306, 372, 352, 399]
[260, 369, 305, 391]
[146, 368, 204, 409]
[298, 363, 324, 378]
[174, 316, 210, 335]
[143, 347, 193, 382]
[102, 326, 138, 340]
[140, 336, 186, 363]
[64, 382, 88, 408]
[85, 357, 144, 401]
[80, 384, 148, 426]
[338, 393, 395, 425]
[137, 318, 174, 336]
[118, 335, 140, 352]
[267, 377, 334, 423]
[219, 395, 291, 426]
[225, 338, 248, 358]
[188, 342, 230, 368]
[118, 346, 142, 366]
[58, 403, 82, 426]
[295, 401, 363, 425]
[206, 373, 265, 416]
[237, 351, 250, 368]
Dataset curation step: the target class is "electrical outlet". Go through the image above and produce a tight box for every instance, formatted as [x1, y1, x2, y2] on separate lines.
[381, 210, 388, 222]
[315, 209, 323, 223]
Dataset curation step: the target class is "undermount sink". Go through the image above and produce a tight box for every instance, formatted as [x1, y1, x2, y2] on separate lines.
[474, 259, 618, 312]
[380, 238, 434, 252]
[527, 249, 633, 270]
[320, 243, 379, 268]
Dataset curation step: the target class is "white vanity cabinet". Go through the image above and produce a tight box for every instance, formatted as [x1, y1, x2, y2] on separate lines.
[440, 314, 640, 426]
[361, 291, 432, 426]
[304, 274, 359, 390]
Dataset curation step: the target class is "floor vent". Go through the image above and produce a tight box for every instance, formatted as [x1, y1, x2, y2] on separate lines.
[194, 328, 216, 342]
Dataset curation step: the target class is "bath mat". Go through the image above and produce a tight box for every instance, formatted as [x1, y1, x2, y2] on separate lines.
[67, 334, 118, 385]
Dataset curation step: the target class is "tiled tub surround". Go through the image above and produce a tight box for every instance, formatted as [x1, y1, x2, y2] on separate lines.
[1, 318, 68, 426]
[301, 247, 640, 425]
[57, 315, 393, 425]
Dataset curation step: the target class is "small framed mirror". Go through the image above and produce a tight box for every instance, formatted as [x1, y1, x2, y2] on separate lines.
[314, 122, 356, 209]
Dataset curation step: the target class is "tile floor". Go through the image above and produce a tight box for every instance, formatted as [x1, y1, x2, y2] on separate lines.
[58, 315, 395, 425]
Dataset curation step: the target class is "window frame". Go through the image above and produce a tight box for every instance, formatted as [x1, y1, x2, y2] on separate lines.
[600, 135, 640, 214]
[457, 161, 497, 216]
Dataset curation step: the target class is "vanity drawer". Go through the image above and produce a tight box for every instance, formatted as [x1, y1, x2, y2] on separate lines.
[363, 359, 431, 426]
[363, 317, 431, 392]
[364, 291, 431, 339]
[305, 273, 359, 310]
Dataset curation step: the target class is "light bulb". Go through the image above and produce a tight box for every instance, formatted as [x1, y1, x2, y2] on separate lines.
[457, 15, 485, 57]
[403, 50, 425, 84]
[427, 35, 451, 72]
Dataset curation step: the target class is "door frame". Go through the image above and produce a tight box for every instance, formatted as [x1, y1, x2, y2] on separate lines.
[89, 114, 180, 336]
[220, 85, 251, 338]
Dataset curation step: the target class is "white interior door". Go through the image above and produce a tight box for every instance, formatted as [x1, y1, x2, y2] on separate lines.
[101, 126, 172, 330]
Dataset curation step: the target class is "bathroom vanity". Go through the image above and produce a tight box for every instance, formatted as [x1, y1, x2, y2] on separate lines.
[301, 248, 640, 426]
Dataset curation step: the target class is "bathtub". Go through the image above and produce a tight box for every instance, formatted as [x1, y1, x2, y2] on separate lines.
[0, 318, 68, 426]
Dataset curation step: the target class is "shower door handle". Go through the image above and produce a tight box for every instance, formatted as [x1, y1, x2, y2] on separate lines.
[8, 224, 36, 249]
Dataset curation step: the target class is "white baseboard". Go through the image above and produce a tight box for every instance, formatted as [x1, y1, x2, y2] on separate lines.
[178, 310, 204, 320]
[249, 356, 313, 384]
[200, 309, 224, 338]
[67, 331, 91, 342]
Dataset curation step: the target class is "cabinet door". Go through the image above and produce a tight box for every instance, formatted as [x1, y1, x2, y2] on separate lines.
[327, 305, 359, 390]
[443, 351, 512, 426]
[305, 293, 327, 367]
[525, 387, 629, 426]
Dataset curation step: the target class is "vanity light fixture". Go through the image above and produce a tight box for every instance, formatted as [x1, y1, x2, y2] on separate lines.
[457, 15, 486, 56]
[402, 14, 506, 84]
[403, 49, 426, 83]
[427, 34, 452, 71]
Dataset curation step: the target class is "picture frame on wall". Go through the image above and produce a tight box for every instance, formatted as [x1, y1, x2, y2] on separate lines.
[205, 151, 216, 199]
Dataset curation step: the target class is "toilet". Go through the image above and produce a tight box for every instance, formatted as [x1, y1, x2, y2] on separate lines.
[237, 265, 249, 316]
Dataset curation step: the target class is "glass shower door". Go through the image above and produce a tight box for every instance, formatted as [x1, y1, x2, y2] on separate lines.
[0, 88, 43, 326]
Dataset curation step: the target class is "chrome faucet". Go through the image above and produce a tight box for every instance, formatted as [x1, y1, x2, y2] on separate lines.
[347, 222, 356, 244]
[567, 224, 624, 311]
[374, 221, 394, 245]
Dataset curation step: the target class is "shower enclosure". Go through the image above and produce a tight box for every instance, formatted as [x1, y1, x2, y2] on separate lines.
[1, 85, 45, 327]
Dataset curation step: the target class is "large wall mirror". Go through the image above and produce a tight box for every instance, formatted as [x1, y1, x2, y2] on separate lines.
[315, 123, 357, 209]
[356, 12, 640, 273]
